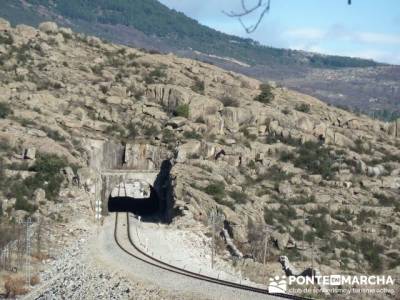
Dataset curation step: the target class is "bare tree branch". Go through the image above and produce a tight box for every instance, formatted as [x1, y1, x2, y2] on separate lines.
[223, 0, 271, 33]
[226, 0, 352, 34]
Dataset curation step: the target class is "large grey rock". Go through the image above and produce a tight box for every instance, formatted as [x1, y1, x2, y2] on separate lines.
[24, 147, 36, 160]
[176, 140, 201, 163]
[167, 117, 187, 128]
[367, 165, 386, 177]
[34, 188, 46, 205]
[62, 167, 75, 184]
[0, 18, 10, 31]
[271, 232, 290, 250]
[39, 22, 59, 34]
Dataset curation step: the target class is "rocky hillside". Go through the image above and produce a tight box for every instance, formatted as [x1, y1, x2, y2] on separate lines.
[2, 0, 399, 119]
[0, 18, 399, 298]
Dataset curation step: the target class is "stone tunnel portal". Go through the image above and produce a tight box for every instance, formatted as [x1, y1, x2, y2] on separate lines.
[107, 179, 160, 215]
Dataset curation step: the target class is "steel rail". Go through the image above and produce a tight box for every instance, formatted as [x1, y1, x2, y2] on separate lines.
[114, 213, 313, 300]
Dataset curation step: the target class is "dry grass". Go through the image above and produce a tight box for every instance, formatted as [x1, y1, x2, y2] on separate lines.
[4, 275, 28, 298]
[30, 274, 40, 286]
[32, 252, 50, 261]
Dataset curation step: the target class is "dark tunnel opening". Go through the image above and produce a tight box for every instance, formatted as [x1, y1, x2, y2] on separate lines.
[107, 159, 173, 221]
[108, 186, 160, 215]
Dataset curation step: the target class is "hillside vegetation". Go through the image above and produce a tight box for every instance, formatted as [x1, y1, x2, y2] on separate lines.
[3, 0, 380, 69]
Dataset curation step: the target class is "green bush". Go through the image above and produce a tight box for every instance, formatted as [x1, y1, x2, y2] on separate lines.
[264, 205, 297, 227]
[191, 78, 205, 94]
[280, 151, 295, 162]
[373, 193, 394, 207]
[358, 238, 384, 272]
[295, 103, 311, 113]
[308, 214, 331, 239]
[0, 103, 12, 119]
[204, 182, 225, 201]
[229, 191, 248, 204]
[304, 231, 315, 243]
[15, 197, 35, 213]
[4, 154, 67, 207]
[0, 33, 13, 45]
[294, 141, 336, 179]
[162, 128, 176, 144]
[183, 131, 201, 140]
[220, 96, 239, 107]
[334, 208, 353, 223]
[262, 165, 293, 183]
[40, 126, 66, 142]
[174, 104, 190, 118]
[254, 83, 274, 104]
[352, 138, 372, 154]
[288, 195, 316, 205]
[356, 209, 377, 225]
[143, 125, 160, 137]
[125, 122, 138, 140]
[144, 67, 167, 84]
[265, 132, 300, 146]
[0, 140, 11, 153]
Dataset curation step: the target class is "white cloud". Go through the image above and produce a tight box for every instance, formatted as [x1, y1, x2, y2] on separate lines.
[357, 32, 400, 45]
[283, 27, 400, 45]
[283, 28, 325, 40]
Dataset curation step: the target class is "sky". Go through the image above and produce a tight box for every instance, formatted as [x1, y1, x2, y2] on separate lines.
[159, 0, 400, 64]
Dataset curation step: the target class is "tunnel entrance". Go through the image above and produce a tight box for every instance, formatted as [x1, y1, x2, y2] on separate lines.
[107, 186, 160, 215]
[101, 160, 173, 221]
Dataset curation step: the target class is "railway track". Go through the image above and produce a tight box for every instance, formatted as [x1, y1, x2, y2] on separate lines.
[114, 212, 312, 300]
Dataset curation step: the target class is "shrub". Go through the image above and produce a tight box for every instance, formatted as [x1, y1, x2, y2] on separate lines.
[334, 208, 353, 223]
[144, 67, 167, 84]
[183, 131, 201, 140]
[162, 128, 176, 144]
[204, 182, 225, 202]
[247, 160, 256, 169]
[262, 165, 294, 183]
[265, 132, 300, 146]
[15, 197, 35, 213]
[254, 83, 274, 104]
[358, 238, 384, 272]
[174, 104, 190, 118]
[90, 64, 103, 75]
[304, 231, 315, 243]
[264, 205, 297, 226]
[356, 209, 377, 225]
[40, 126, 66, 142]
[352, 138, 372, 154]
[229, 191, 248, 204]
[143, 125, 160, 137]
[0, 33, 14, 45]
[289, 195, 316, 205]
[220, 96, 239, 107]
[373, 193, 394, 207]
[291, 228, 303, 240]
[4, 276, 28, 298]
[0, 102, 12, 119]
[308, 214, 331, 239]
[294, 141, 336, 179]
[0, 140, 11, 153]
[30, 274, 40, 286]
[295, 103, 311, 113]
[27, 153, 67, 201]
[280, 151, 295, 162]
[242, 128, 257, 141]
[125, 122, 138, 140]
[191, 78, 205, 94]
